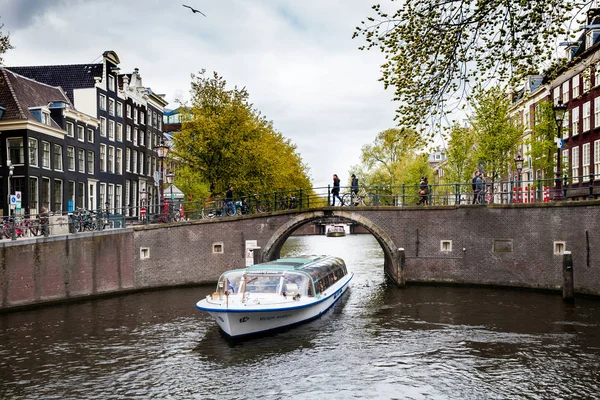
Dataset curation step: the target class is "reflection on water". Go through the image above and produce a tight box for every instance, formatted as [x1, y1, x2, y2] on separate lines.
[0, 234, 599, 399]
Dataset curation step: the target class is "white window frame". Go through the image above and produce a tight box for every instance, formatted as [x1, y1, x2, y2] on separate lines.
[100, 144, 106, 172]
[77, 125, 85, 142]
[572, 107, 579, 136]
[572, 146, 579, 183]
[66, 122, 74, 137]
[117, 101, 123, 117]
[99, 94, 107, 110]
[126, 125, 132, 141]
[117, 123, 123, 142]
[116, 148, 122, 175]
[562, 81, 570, 103]
[87, 128, 95, 143]
[583, 101, 591, 132]
[109, 98, 115, 116]
[78, 148, 85, 173]
[126, 148, 131, 172]
[67, 146, 75, 171]
[100, 117, 107, 137]
[107, 145, 114, 174]
[109, 120, 115, 141]
[88, 150, 95, 174]
[572, 75, 580, 98]
[595, 140, 600, 177]
[28, 138, 38, 167]
[53, 144, 63, 171]
[583, 143, 591, 181]
[108, 75, 115, 91]
[42, 141, 51, 169]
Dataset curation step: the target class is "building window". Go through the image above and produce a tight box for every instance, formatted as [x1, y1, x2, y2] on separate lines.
[134, 108, 138, 124]
[584, 68, 592, 93]
[117, 101, 123, 117]
[109, 98, 115, 116]
[594, 98, 600, 129]
[7, 138, 25, 164]
[153, 111, 157, 127]
[126, 148, 131, 172]
[28, 138, 38, 167]
[78, 148, 85, 173]
[116, 148, 122, 175]
[572, 146, 579, 183]
[146, 155, 151, 177]
[126, 125, 132, 141]
[139, 152, 144, 175]
[595, 140, 600, 176]
[108, 184, 114, 209]
[571, 107, 579, 136]
[125, 180, 131, 217]
[100, 144, 106, 172]
[140, 111, 145, 125]
[42, 141, 51, 168]
[99, 94, 106, 110]
[140, 129, 145, 147]
[115, 184, 122, 211]
[213, 243, 224, 254]
[66, 122, 74, 137]
[77, 182, 85, 209]
[54, 179, 63, 212]
[41, 177, 50, 211]
[77, 125, 85, 142]
[117, 123, 123, 142]
[88, 128, 95, 143]
[53, 144, 63, 171]
[583, 101, 591, 132]
[562, 81, 569, 103]
[126, 104, 131, 118]
[553, 87, 560, 105]
[554, 241, 566, 255]
[572, 75, 580, 98]
[99, 183, 106, 209]
[440, 240, 452, 252]
[583, 143, 591, 181]
[42, 111, 51, 126]
[88, 150, 95, 174]
[100, 117, 107, 137]
[108, 146, 114, 173]
[133, 150, 138, 174]
[109, 120, 115, 140]
[108, 75, 115, 91]
[133, 128, 138, 146]
[29, 177, 38, 213]
[67, 146, 75, 171]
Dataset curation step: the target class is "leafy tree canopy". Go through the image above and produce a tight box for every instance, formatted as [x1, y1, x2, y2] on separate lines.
[0, 19, 14, 65]
[354, 0, 591, 130]
[445, 123, 478, 184]
[173, 71, 311, 199]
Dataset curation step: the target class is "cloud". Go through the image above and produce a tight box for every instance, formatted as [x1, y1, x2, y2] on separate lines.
[2, 0, 398, 188]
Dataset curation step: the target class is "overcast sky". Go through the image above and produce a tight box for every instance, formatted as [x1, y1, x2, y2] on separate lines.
[1, 0, 399, 189]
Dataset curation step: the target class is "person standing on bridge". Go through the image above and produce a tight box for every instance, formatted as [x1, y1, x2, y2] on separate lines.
[332, 174, 343, 206]
[223, 185, 235, 216]
[350, 174, 359, 205]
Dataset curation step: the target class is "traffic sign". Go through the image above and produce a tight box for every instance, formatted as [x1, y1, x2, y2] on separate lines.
[140, 207, 146, 216]
[16, 191, 22, 211]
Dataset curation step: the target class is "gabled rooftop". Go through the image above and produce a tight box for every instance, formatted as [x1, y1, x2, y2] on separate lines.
[7, 63, 103, 103]
[0, 67, 71, 129]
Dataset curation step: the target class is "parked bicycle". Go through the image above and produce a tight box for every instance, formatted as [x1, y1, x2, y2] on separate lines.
[252, 194, 271, 213]
[342, 189, 372, 206]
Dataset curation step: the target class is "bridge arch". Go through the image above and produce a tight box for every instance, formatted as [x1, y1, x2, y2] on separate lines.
[260, 210, 405, 286]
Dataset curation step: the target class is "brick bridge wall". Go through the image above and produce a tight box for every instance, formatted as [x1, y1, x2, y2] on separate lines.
[1, 202, 599, 311]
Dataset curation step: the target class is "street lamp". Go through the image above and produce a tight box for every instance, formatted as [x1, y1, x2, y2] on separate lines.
[155, 139, 170, 215]
[514, 152, 524, 203]
[7, 160, 14, 218]
[166, 171, 175, 220]
[553, 100, 568, 201]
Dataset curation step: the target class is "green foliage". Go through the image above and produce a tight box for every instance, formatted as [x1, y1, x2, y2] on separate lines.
[0, 20, 13, 65]
[527, 100, 559, 179]
[445, 124, 478, 184]
[172, 71, 311, 198]
[353, 0, 589, 130]
[469, 86, 524, 181]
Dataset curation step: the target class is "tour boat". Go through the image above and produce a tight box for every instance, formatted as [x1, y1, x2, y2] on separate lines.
[326, 225, 346, 237]
[196, 255, 353, 338]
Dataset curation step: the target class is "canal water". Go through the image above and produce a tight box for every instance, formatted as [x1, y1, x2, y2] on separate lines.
[1, 234, 599, 399]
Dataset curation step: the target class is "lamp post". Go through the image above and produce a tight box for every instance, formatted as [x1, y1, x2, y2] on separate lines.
[7, 160, 13, 218]
[514, 152, 524, 203]
[155, 139, 170, 217]
[553, 100, 568, 201]
[166, 171, 175, 221]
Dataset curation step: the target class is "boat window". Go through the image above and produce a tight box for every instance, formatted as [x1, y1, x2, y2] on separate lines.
[245, 275, 281, 294]
[282, 272, 311, 296]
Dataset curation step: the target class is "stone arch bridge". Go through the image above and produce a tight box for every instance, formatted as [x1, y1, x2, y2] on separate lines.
[134, 203, 600, 295]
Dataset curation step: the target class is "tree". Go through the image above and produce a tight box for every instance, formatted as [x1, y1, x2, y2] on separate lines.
[444, 124, 478, 185]
[470, 86, 523, 183]
[172, 71, 311, 199]
[0, 19, 13, 65]
[527, 100, 560, 180]
[353, 0, 588, 130]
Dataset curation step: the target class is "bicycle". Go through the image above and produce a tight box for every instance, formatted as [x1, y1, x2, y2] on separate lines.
[342, 189, 372, 206]
[252, 194, 271, 213]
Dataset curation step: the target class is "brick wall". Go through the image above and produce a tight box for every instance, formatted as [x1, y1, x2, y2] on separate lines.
[1, 203, 599, 311]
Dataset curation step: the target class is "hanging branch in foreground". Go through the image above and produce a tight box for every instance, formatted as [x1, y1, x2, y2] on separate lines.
[353, 0, 592, 133]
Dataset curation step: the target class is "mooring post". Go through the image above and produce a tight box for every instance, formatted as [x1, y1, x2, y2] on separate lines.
[397, 247, 406, 287]
[562, 250, 574, 303]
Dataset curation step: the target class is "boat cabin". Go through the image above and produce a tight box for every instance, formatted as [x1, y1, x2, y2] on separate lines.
[216, 255, 348, 298]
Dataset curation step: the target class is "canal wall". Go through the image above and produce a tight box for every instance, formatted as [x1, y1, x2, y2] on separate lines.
[0, 203, 599, 311]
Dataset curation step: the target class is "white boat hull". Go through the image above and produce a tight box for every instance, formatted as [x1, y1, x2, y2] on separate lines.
[197, 273, 353, 338]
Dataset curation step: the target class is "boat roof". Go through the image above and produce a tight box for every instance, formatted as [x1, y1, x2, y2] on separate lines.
[248, 255, 333, 271]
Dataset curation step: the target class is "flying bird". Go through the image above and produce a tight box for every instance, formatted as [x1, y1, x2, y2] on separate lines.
[182, 4, 206, 16]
